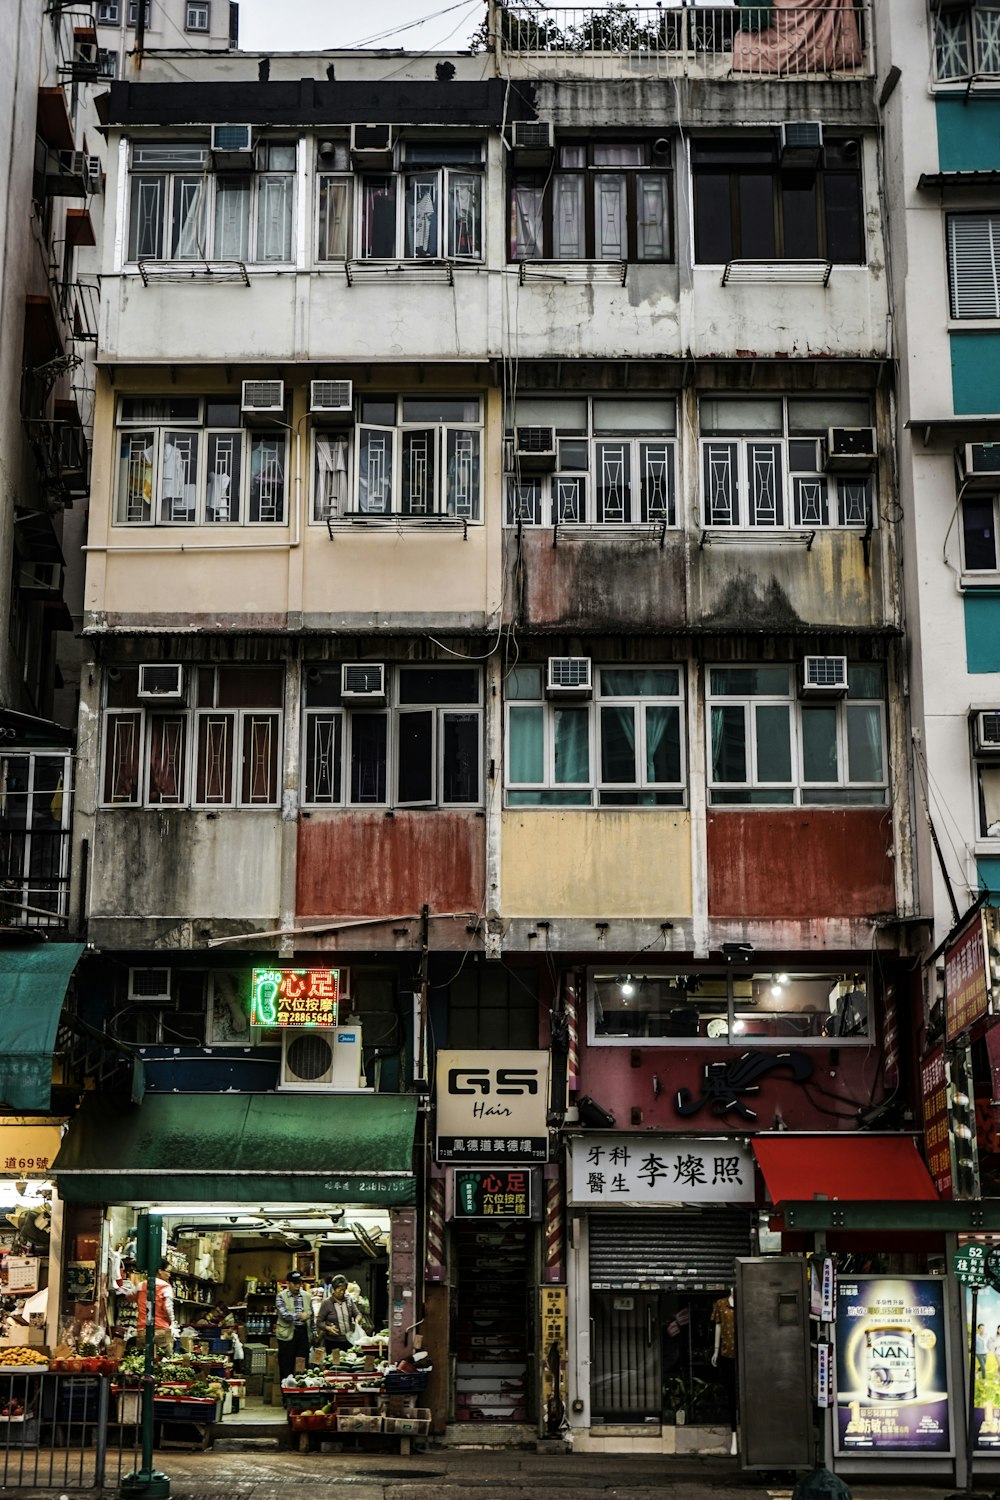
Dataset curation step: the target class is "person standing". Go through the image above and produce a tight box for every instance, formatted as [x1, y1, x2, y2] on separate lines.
[135, 1259, 175, 1351]
[275, 1271, 311, 1382]
[316, 1275, 359, 1355]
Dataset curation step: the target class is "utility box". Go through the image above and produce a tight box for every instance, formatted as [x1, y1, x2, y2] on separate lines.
[737, 1257, 814, 1471]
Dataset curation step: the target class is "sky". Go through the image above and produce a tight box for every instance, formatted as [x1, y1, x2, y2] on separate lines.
[236, 0, 489, 53]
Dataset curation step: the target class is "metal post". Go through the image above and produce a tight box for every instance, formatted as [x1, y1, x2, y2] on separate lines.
[967, 1285, 978, 1498]
[119, 1214, 170, 1500]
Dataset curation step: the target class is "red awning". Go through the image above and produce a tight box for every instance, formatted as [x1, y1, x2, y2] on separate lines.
[753, 1136, 939, 1206]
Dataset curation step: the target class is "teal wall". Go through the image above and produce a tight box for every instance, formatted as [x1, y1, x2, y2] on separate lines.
[937, 97, 1000, 171]
[952, 334, 1000, 414]
[965, 593, 1000, 672]
[979, 858, 1000, 893]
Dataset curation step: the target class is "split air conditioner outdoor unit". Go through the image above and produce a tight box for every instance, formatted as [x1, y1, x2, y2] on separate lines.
[824, 427, 877, 473]
[800, 655, 849, 696]
[128, 967, 172, 1004]
[280, 1026, 365, 1091]
[241, 380, 285, 414]
[961, 443, 1000, 490]
[515, 427, 557, 470]
[350, 124, 395, 168]
[974, 710, 1000, 755]
[137, 663, 186, 702]
[546, 656, 593, 697]
[341, 662, 386, 703]
[310, 379, 353, 418]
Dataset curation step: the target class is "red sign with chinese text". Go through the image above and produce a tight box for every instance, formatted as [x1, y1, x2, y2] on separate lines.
[945, 914, 990, 1041]
[921, 1045, 953, 1199]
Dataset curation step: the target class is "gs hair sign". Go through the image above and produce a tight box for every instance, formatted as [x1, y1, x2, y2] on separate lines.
[435, 1050, 550, 1164]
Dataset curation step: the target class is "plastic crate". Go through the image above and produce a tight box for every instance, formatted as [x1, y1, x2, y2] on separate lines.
[290, 1412, 337, 1432]
[337, 1409, 382, 1433]
[383, 1371, 428, 1393]
[246, 1344, 269, 1374]
[384, 1408, 430, 1436]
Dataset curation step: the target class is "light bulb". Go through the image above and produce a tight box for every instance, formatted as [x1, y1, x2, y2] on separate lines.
[620, 979, 635, 998]
[732, 1019, 746, 1033]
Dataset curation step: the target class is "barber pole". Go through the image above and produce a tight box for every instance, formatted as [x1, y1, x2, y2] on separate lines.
[425, 1172, 446, 1283]
[563, 975, 579, 1090]
[543, 1165, 564, 1284]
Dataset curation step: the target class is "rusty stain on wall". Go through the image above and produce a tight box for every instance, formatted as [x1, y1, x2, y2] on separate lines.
[297, 811, 486, 919]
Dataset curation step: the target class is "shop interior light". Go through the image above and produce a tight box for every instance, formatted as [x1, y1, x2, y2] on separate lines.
[620, 976, 635, 998]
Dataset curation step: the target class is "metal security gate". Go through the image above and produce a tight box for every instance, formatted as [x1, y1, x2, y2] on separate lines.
[588, 1208, 751, 1423]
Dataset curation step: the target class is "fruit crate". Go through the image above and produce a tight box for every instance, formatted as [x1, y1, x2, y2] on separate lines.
[384, 1407, 430, 1436]
[290, 1411, 337, 1432]
[383, 1371, 428, 1393]
[337, 1408, 382, 1433]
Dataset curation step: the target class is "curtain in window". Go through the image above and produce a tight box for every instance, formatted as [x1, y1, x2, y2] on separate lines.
[172, 176, 207, 259]
[129, 176, 164, 259]
[645, 705, 678, 782]
[601, 705, 636, 782]
[981, 765, 1000, 837]
[215, 179, 250, 260]
[242, 713, 279, 804]
[553, 176, 585, 258]
[315, 436, 348, 520]
[404, 174, 439, 257]
[104, 714, 141, 803]
[711, 705, 745, 783]
[509, 705, 544, 783]
[318, 177, 351, 260]
[594, 174, 627, 260]
[119, 432, 154, 523]
[637, 176, 670, 261]
[553, 708, 589, 783]
[256, 175, 293, 261]
[448, 174, 481, 258]
[147, 716, 186, 804]
[732, 0, 862, 74]
[249, 436, 285, 522]
[362, 178, 397, 258]
[510, 182, 544, 259]
[846, 705, 883, 784]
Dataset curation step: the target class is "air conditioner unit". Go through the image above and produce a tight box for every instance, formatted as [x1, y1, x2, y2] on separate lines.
[546, 656, 593, 697]
[350, 123, 395, 168]
[128, 966, 172, 1003]
[241, 379, 285, 414]
[800, 655, 849, 696]
[18, 560, 62, 595]
[341, 662, 386, 704]
[85, 155, 103, 190]
[515, 427, 557, 471]
[310, 379, 353, 418]
[211, 124, 253, 166]
[58, 151, 88, 179]
[961, 443, 1000, 490]
[71, 41, 100, 75]
[824, 427, 877, 473]
[779, 121, 824, 169]
[974, 710, 1000, 755]
[137, 663, 186, 702]
[280, 1026, 365, 1091]
[511, 120, 555, 162]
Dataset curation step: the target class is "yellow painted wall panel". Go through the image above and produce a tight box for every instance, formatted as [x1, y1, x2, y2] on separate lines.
[500, 811, 692, 918]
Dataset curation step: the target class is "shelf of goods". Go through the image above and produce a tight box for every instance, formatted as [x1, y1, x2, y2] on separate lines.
[283, 1361, 429, 1452]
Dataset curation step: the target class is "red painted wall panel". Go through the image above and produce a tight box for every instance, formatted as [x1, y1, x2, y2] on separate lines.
[707, 809, 894, 920]
[297, 811, 485, 917]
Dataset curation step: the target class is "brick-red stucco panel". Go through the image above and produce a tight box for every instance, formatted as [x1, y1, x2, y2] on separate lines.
[707, 808, 894, 920]
[296, 811, 486, 917]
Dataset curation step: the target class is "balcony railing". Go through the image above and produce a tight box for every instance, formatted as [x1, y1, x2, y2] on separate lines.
[494, 2, 870, 78]
[22, 418, 90, 501]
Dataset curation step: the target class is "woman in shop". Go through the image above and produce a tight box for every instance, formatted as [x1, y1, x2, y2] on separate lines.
[135, 1259, 175, 1351]
[316, 1275, 360, 1354]
[275, 1271, 311, 1382]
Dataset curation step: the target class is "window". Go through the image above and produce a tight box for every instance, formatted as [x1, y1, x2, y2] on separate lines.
[101, 665, 283, 808]
[186, 2, 210, 30]
[115, 397, 287, 526]
[510, 140, 671, 262]
[302, 665, 481, 808]
[324, 395, 481, 521]
[127, 1, 151, 24]
[691, 136, 864, 264]
[112, 970, 207, 1047]
[707, 663, 887, 807]
[963, 494, 1000, 573]
[505, 664, 684, 807]
[98, 49, 118, 78]
[127, 139, 295, 264]
[505, 397, 677, 528]
[591, 968, 871, 1044]
[948, 214, 1000, 319]
[699, 397, 873, 529]
[935, 4, 1000, 81]
[0, 752, 72, 926]
[316, 143, 353, 261]
[97, 1, 120, 20]
[315, 139, 482, 263]
[447, 965, 539, 1049]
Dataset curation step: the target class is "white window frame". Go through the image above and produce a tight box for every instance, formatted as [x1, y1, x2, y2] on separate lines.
[114, 398, 288, 527]
[186, 1, 210, 31]
[961, 491, 1000, 579]
[97, 1, 120, 21]
[349, 397, 483, 522]
[357, 148, 484, 263]
[948, 213, 1000, 320]
[127, 1, 151, 25]
[316, 172, 354, 261]
[504, 665, 687, 809]
[934, 4, 1000, 83]
[706, 665, 888, 807]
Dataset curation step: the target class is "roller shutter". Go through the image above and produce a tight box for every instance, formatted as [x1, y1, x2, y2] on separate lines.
[589, 1207, 752, 1290]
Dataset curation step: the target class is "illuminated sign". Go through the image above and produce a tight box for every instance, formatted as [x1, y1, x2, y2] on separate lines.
[251, 968, 340, 1027]
[455, 1169, 533, 1218]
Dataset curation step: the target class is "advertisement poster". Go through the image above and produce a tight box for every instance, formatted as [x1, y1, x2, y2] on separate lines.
[964, 1284, 1000, 1452]
[945, 913, 990, 1040]
[435, 1051, 550, 1163]
[835, 1276, 951, 1455]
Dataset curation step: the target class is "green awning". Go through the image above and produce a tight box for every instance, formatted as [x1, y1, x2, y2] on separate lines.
[0, 943, 84, 1110]
[52, 1091, 418, 1206]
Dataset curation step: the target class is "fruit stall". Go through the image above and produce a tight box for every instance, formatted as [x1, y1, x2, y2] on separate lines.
[281, 1350, 430, 1453]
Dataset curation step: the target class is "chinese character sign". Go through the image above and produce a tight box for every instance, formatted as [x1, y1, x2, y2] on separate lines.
[567, 1136, 754, 1204]
[945, 915, 990, 1041]
[454, 1169, 533, 1218]
[921, 1045, 953, 1200]
[835, 1276, 951, 1456]
[251, 968, 340, 1027]
[0, 1123, 62, 1179]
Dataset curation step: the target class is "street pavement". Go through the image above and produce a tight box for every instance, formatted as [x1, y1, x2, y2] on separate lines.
[17, 1446, 988, 1500]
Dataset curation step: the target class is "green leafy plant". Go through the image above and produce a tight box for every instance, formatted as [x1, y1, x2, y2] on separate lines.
[663, 1374, 716, 1418]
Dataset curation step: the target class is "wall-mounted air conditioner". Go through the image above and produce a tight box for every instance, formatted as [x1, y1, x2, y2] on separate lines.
[280, 1026, 365, 1091]
[310, 379, 353, 420]
[974, 710, 1000, 755]
[341, 662, 386, 704]
[85, 155, 103, 190]
[511, 120, 555, 163]
[128, 967, 172, 1003]
[350, 123, 395, 168]
[241, 379, 285, 414]
[800, 655, 848, 696]
[211, 124, 253, 167]
[515, 427, 557, 471]
[824, 427, 877, 473]
[961, 443, 1000, 491]
[71, 41, 100, 76]
[137, 663, 186, 702]
[546, 656, 593, 697]
[779, 121, 823, 170]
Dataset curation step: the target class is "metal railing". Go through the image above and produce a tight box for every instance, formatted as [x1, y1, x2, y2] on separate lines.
[494, 3, 870, 78]
[0, 1371, 111, 1491]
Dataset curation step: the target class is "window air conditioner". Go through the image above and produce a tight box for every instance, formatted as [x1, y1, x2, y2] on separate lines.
[350, 123, 395, 168]
[137, 663, 186, 702]
[779, 121, 824, 170]
[961, 443, 1000, 490]
[511, 120, 555, 162]
[310, 379, 353, 418]
[546, 656, 593, 697]
[72, 41, 100, 75]
[280, 1026, 365, 1091]
[800, 655, 849, 696]
[241, 379, 285, 414]
[211, 124, 253, 166]
[128, 967, 172, 1004]
[974, 711, 1000, 755]
[341, 662, 386, 704]
[85, 155, 103, 189]
[515, 427, 557, 471]
[824, 427, 877, 473]
[58, 151, 88, 179]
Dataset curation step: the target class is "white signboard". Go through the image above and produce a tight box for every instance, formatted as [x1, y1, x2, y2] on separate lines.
[568, 1135, 754, 1204]
[435, 1050, 550, 1163]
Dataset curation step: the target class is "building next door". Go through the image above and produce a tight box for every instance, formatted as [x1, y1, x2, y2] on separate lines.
[452, 1220, 535, 1425]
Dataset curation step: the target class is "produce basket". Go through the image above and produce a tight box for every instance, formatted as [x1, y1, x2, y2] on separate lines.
[384, 1370, 428, 1393]
[384, 1408, 430, 1436]
[337, 1408, 382, 1433]
[290, 1411, 337, 1432]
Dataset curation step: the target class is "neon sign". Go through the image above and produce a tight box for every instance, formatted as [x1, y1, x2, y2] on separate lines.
[251, 968, 341, 1028]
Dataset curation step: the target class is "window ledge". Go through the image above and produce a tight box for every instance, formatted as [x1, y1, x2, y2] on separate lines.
[136, 259, 250, 286]
[961, 575, 1000, 592]
[721, 259, 832, 287]
[517, 260, 628, 287]
[699, 528, 817, 549]
[948, 320, 1000, 332]
[344, 259, 456, 286]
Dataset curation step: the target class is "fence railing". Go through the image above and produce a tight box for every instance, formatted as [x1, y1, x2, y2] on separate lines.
[494, 3, 871, 78]
[0, 1370, 112, 1491]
